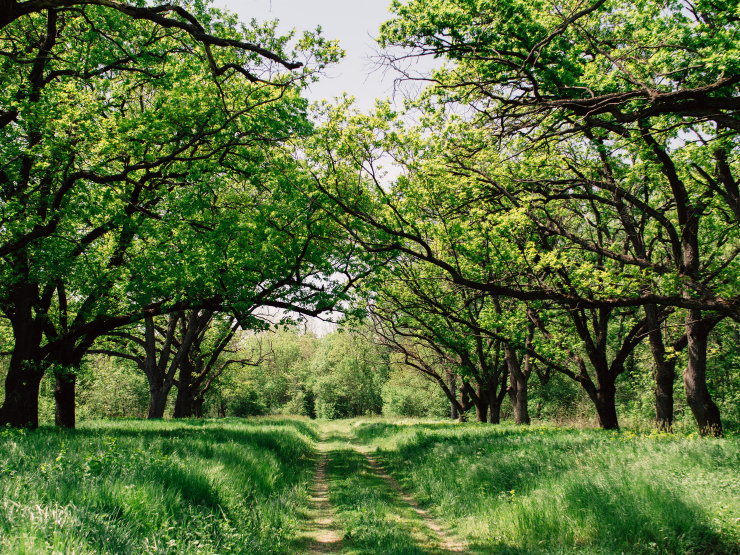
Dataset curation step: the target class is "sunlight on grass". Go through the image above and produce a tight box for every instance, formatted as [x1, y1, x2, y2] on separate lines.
[326, 445, 447, 555]
[0, 417, 317, 554]
[355, 421, 740, 555]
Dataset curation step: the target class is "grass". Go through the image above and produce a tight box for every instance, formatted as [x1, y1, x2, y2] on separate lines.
[3, 417, 739, 555]
[0, 417, 318, 554]
[351, 420, 740, 555]
[319, 421, 447, 555]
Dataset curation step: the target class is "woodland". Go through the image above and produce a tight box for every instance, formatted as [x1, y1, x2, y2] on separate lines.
[2, 0, 740, 436]
[1, 0, 740, 553]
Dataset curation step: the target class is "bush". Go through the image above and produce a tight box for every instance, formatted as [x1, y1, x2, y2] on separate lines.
[381, 369, 449, 418]
[77, 356, 150, 420]
[228, 386, 267, 417]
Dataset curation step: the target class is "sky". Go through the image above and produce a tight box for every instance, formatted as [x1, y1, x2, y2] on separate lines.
[212, 0, 406, 112]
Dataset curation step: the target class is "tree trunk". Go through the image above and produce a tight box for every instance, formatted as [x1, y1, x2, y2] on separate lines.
[172, 388, 195, 418]
[148, 383, 173, 419]
[0, 284, 46, 428]
[54, 372, 76, 428]
[684, 309, 723, 436]
[475, 384, 488, 423]
[592, 382, 619, 430]
[172, 359, 196, 418]
[644, 304, 673, 430]
[194, 396, 205, 418]
[0, 365, 44, 428]
[489, 397, 501, 424]
[449, 372, 458, 420]
[488, 369, 508, 424]
[505, 344, 530, 425]
[458, 388, 469, 422]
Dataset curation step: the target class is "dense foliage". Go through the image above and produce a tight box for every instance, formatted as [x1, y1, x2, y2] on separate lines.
[295, 0, 740, 436]
[0, 0, 739, 438]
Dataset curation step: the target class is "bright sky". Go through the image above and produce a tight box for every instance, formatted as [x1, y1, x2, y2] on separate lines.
[213, 0, 403, 111]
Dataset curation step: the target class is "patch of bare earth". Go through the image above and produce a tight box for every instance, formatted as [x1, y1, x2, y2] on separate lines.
[305, 444, 342, 554]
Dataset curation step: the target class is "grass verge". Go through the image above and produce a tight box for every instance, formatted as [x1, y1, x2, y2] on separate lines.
[0, 417, 317, 554]
[352, 421, 740, 555]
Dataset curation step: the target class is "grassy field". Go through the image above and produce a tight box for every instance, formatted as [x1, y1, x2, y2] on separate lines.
[2, 418, 739, 555]
[353, 420, 740, 555]
[0, 418, 318, 554]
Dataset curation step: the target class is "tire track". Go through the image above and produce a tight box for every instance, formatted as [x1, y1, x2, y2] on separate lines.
[357, 448, 470, 554]
[305, 443, 342, 554]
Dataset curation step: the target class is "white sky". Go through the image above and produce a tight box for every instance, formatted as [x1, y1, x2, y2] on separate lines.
[213, 0, 404, 111]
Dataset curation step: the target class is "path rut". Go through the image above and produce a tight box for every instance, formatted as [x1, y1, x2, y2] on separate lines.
[305, 442, 342, 554]
[357, 447, 470, 554]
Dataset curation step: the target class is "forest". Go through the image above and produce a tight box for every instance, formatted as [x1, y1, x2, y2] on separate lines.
[1, 0, 740, 553]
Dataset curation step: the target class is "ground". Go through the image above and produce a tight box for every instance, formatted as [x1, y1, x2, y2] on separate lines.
[1, 418, 738, 554]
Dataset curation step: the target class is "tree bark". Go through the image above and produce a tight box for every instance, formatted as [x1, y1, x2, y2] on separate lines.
[504, 343, 530, 425]
[0, 366, 44, 428]
[54, 372, 76, 428]
[449, 371, 458, 420]
[173, 358, 196, 418]
[684, 309, 723, 436]
[193, 396, 205, 418]
[489, 396, 501, 424]
[488, 368, 508, 424]
[592, 382, 619, 430]
[474, 384, 487, 422]
[458, 387, 469, 422]
[0, 283, 47, 428]
[644, 304, 673, 430]
[148, 383, 173, 419]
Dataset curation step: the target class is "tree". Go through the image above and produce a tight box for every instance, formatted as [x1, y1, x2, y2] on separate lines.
[309, 330, 389, 419]
[296, 1, 740, 435]
[0, 1, 342, 427]
[368, 264, 511, 423]
[376, 0, 740, 436]
[92, 310, 272, 418]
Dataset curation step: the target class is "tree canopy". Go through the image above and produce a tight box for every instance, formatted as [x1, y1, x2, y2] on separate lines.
[1, 0, 739, 437]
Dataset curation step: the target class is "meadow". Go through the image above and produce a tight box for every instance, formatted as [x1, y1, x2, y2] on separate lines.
[353, 421, 740, 555]
[0, 418, 318, 554]
[1, 418, 739, 554]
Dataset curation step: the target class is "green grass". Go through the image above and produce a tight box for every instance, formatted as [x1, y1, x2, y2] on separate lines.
[322, 427, 447, 555]
[0, 417, 317, 554]
[4, 417, 739, 555]
[352, 421, 740, 555]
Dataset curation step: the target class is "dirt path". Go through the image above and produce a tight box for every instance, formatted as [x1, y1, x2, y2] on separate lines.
[304, 441, 342, 554]
[300, 423, 470, 555]
[357, 447, 470, 554]
[356, 454, 466, 553]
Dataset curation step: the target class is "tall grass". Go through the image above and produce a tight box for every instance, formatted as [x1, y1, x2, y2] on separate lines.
[354, 422, 740, 555]
[0, 417, 317, 554]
